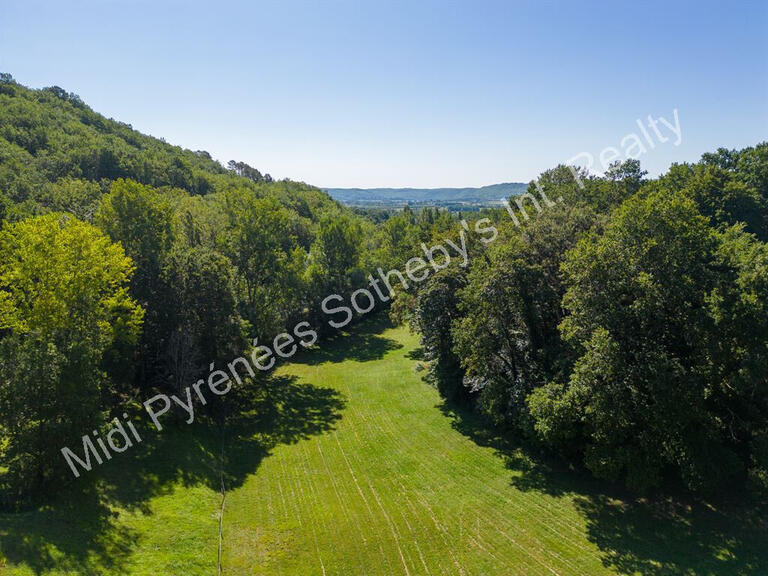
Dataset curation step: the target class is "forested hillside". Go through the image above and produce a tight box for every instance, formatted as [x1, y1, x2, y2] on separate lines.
[0, 72, 337, 221]
[0, 74, 383, 506]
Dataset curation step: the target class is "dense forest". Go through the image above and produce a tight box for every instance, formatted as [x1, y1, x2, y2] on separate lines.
[0, 72, 767, 511]
[407, 147, 768, 496]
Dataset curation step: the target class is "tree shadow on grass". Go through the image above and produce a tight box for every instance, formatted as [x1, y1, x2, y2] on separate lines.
[0, 488, 135, 575]
[406, 346, 426, 361]
[0, 373, 345, 575]
[293, 314, 402, 366]
[222, 374, 345, 484]
[438, 399, 768, 576]
[575, 493, 768, 575]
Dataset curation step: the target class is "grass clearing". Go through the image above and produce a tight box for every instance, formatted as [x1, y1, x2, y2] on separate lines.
[1, 314, 766, 575]
[223, 316, 767, 575]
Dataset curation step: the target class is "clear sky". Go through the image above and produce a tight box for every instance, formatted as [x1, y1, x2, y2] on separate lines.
[1, 0, 767, 188]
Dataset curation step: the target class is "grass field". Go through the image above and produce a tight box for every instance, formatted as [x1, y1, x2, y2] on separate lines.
[1, 315, 766, 575]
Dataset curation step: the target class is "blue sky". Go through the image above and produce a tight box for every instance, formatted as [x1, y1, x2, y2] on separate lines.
[1, 0, 766, 187]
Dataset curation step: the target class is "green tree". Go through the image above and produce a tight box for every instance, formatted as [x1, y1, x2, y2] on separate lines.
[0, 213, 142, 504]
[449, 205, 598, 428]
[530, 190, 768, 493]
[161, 246, 245, 395]
[309, 213, 363, 295]
[95, 179, 174, 384]
[218, 191, 305, 335]
[414, 266, 467, 401]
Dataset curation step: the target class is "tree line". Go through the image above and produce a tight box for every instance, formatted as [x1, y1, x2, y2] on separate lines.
[405, 148, 768, 496]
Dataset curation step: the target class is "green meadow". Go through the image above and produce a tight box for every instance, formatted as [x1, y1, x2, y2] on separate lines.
[1, 316, 765, 575]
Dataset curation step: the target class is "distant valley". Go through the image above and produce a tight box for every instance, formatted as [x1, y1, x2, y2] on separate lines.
[324, 182, 527, 210]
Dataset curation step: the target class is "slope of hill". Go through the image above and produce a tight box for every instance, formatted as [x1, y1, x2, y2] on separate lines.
[0, 73, 338, 222]
[324, 182, 527, 209]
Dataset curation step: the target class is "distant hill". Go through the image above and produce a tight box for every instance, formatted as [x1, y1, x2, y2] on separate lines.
[324, 182, 527, 208]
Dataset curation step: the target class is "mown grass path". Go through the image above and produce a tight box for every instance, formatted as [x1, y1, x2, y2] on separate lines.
[2, 315, 765, 575]
[223, 317, 767, 576]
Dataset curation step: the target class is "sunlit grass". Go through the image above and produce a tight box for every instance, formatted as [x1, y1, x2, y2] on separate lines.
[222, 318, 768, 575]
[1, 315, 765, 575]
